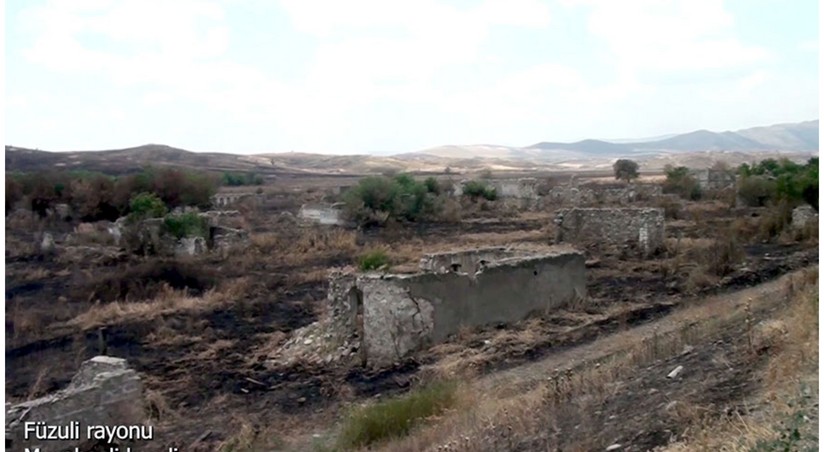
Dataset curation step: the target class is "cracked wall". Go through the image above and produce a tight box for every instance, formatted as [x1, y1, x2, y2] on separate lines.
[554, 207, 665, 256]
[6, 356, 145, 452]
[328, 248, 586, 366]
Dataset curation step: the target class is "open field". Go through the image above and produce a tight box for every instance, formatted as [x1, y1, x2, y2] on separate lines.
[5, 166, 819, 451]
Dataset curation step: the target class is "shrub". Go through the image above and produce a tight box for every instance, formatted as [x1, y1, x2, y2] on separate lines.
[358, 249, 390, 271]
[737, 157, 818, 208]
[129, 192, 168, 221]
[737, 175, 776, 207]
[222, 172, 263, 186]
[336, 381, 458, 449]
[462, 180, 497, 201]
[662, 165, 702, 200]
[163, 212, 209, 239]
[343, 174, 441, 226]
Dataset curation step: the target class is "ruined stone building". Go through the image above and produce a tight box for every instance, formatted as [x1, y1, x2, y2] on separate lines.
[554, 208, 665, 256]
[325, 247, 586, 366]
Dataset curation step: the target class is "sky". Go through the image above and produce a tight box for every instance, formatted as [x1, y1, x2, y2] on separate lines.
[4, 0, 820, 155]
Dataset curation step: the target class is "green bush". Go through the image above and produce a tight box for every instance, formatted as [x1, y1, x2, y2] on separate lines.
[357, 249, 390, 271]
[462, 180, 497, 201]
[336, 381, 458, 449]
[128, 192, 168, 221]
[222, 171, 263, 186]
[343, 174, 440, 226]
[737, 176, 777, 207]
[737, 157, 818, 209]
[662, 165, 702, 201]
[163, 212, 209, 239]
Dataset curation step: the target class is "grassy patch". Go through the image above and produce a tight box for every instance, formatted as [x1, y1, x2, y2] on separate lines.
[336, 381, 459, 449]
[357, 249, 390, 271]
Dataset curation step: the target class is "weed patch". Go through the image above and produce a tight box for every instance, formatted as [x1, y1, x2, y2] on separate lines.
[336, 381, 459, 449]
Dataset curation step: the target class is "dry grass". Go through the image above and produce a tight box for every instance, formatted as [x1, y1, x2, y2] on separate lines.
[372, 268, 818, 452]
[67, 277, 251, 330]
[663, 271, 819, 451]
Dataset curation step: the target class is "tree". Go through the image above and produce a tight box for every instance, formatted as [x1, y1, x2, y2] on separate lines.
[613, 159, 639, 182]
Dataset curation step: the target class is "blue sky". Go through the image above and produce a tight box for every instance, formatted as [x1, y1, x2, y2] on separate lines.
[4, 0, 819, 154]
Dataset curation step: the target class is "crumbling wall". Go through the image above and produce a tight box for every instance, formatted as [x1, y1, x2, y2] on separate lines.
[419, 247, 530, 273]
[554, 208, 665, 256]
[6, 356, 145, 452]
[211, 192, 254, 208]
[547, 182, 662, 206]
[690, 169, 736, 191]
[327, 249, 586, 366]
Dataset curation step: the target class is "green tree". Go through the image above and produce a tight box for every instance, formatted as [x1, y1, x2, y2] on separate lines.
[613, 159, 640, 182]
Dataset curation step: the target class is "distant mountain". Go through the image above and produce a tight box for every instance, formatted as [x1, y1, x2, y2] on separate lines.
[527, 139, 632, 155]
[6, 120, 817, 177]
[5, 144, 306, 176]
[531, 121, 817, 154]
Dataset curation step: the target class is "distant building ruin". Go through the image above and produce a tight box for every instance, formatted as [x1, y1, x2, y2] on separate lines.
[690, 168, 736, 191]
[211, 192, 254, 208]
[554, 208, 665, 256]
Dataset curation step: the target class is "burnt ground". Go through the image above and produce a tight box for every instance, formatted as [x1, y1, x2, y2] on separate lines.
[513, 302, 789, 451]
[4, 206, 819, 450]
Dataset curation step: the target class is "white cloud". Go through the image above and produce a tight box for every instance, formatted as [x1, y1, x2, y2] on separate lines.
[565, 0, 771, 77]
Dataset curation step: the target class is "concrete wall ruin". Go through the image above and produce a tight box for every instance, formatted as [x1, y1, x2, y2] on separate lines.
[554, 208, 665, 256]
[298, 203, 346, 226]
[326, 248, 586, 366]
[6, 356, 145, 452]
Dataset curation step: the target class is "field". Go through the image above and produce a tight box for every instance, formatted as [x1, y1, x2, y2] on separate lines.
[5, 167, 819, 451]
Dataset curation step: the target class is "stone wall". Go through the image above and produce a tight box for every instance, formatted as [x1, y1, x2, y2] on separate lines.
[690, 169, 736, 191]
[546, 182, 662, 206]
[554, 208, 665, 256]
[326, 248, 586, 366]
[6, 356, 145, 452]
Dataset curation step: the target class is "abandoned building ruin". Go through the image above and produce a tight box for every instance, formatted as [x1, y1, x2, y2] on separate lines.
[6, 356, 145, 452]
[325, 246, 586, 366]
[554, 207, 665, 256]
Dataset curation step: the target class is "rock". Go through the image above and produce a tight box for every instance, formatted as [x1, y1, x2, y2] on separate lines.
[667, 365, 683, 379]
[303, 338, 313, 345]
[680, 345, 694, 356]
[40, 232, 55, 252]
[606, 444, 622, 451]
